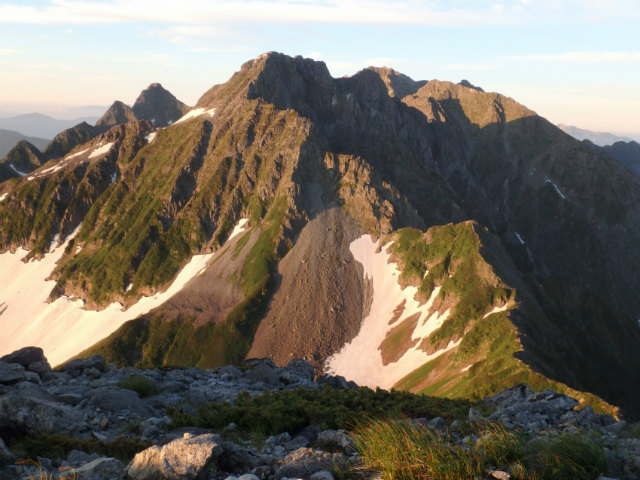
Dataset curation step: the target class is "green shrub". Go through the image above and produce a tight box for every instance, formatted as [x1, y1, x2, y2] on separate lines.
[169, 386, 476, 436]
[116, 374, 159, 398]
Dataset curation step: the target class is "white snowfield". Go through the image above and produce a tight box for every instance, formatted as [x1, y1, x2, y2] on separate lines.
[65, 148, 89, 160]
[0, 219, 250, 367]
[88, 142, 114, 159]
[325, 235, 461, 389]
[172, 108, 216, 126]
[0, 193, 7, 202]
[145, 132, 157, 144]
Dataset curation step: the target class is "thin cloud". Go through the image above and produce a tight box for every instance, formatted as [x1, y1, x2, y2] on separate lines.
[442, 63, 495, 71]
[0, 48, 18, 55]
[0, 0, 560, 27]
[506, 52, 640, 64]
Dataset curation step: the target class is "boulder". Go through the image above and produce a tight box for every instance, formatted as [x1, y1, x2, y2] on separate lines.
[279, 359, 315, 384]
[126, 433, 221, 480]
[60, 355, 106, 375]
[483, 384, 534, 410]
[0, 346, 47, 368]
[0, 362, 26, 384]
[0, 392, 82, 435]
[317, 430, 354, 452]
[89, 387, 154, 417]
[275, 448, 348, 480]
[244, 362, 279, 386]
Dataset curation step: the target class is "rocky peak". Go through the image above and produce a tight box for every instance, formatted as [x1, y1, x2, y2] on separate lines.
[96, 100, 137, 128]
[367, 66, 427, 98]
[132, 82, 189, 127]
[459, 79, 484, 92]
[246, 52, 334, 114]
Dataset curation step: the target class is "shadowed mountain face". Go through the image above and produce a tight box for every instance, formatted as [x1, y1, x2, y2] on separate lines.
[601, 141, 640, 177]
[1, 52, 639, 419]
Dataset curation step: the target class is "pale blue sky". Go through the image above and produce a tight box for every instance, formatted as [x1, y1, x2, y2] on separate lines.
[0, 0, 638, 137]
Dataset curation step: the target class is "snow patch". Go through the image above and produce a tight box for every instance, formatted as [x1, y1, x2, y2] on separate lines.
[483, 303, 512, 319]
[461, 364, 473, 372]
[325, 235, 460, 389]
[228, 218, 249, 241]
[0, 219, 248, 367]
[0, 193, 7, 202]
[9, 164, 27, 177]
[88, 142, 114, 159]
[110, 171, 117, 184]
[145, 132, 157, 144]
[27, 176, 34, 181]
[65, 148, 89, 160]
[514, 231, 525, 245]
[172, 108, 216, 126]
[125, 283, 133, 292]
[545, 179, 567, 200]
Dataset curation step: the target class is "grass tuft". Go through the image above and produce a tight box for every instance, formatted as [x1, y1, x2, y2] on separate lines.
[352, 418, 609, 480]
[116, 374, 159, 398]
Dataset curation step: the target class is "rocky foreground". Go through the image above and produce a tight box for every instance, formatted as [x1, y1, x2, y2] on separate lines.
[0, 347, 639, 480]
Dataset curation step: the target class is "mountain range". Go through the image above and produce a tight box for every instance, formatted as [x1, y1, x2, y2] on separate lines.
[1, 52, 639, 419]
[557, 123, 636, 146]
[0, 113, 100, 140]
[0, 129, 49, 158]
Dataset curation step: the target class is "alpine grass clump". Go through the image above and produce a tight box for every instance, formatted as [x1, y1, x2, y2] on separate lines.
[352, 418, 610, 480]
[116, 374, 159, 398]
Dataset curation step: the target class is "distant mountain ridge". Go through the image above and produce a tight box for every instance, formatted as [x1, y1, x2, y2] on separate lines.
[0, 113, 100, 139]
[557, 123, 635, 146]
[1, 53, 639, 419]
[0, 84, 189, 183]
[0, 128, 49, 158]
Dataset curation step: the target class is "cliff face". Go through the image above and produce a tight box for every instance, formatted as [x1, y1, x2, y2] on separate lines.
[1, 52, 639, 418]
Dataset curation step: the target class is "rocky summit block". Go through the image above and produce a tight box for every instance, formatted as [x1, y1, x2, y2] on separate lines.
[126, 433, 221, 480]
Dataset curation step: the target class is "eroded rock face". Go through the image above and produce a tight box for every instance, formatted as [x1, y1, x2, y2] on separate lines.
[126, 433, 221, 480]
